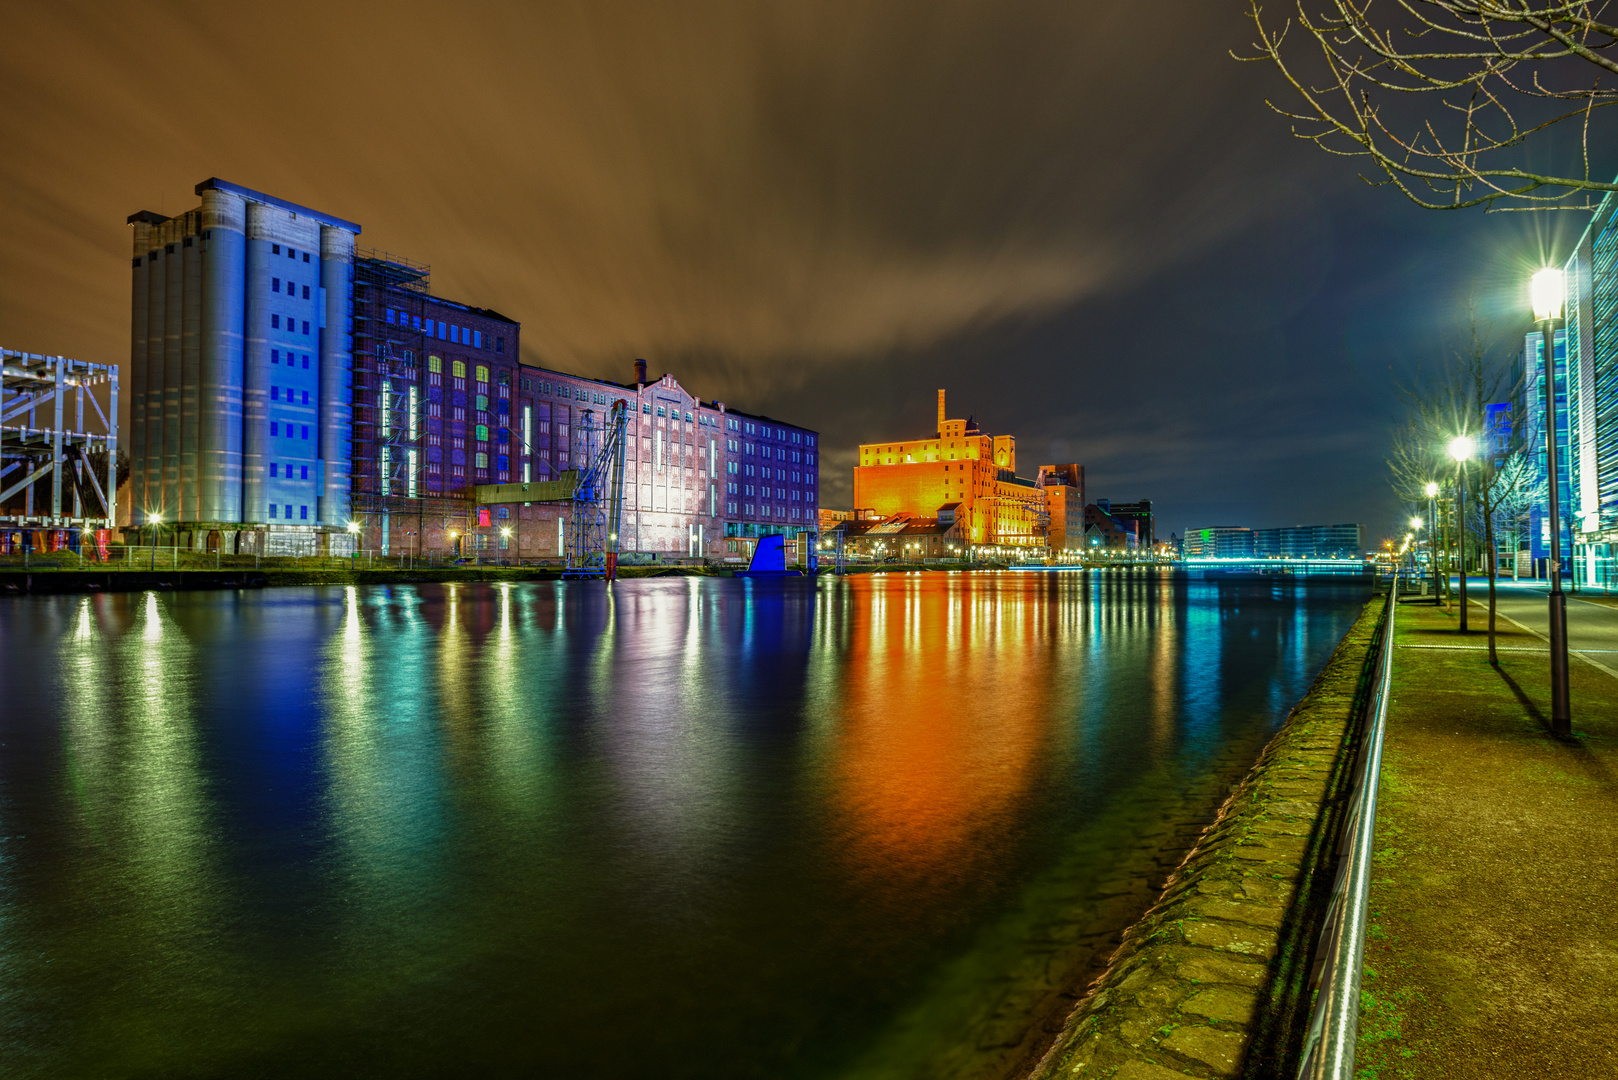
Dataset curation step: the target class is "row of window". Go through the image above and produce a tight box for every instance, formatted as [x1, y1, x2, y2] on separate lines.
[384, 309, 503, 353]
[271, 350, 310, 368]
[269, 244, 311, 263]
[270, 421, 310, 439]
[267, 503, 310, 519]
[271, 387, 310, 404]
[271, 314, 310, 335]
[271, 278, 311, 300]
[269, 463, 310, 480]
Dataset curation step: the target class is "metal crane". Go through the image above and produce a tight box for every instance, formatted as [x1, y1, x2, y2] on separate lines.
[563, 399, 629, 579]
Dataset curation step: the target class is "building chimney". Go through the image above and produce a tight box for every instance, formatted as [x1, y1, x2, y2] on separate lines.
[937, 389, 946, 433]
[635, 358, 647, 386]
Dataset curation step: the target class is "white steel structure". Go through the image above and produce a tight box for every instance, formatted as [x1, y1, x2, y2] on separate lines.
[0, 348, 118, 528]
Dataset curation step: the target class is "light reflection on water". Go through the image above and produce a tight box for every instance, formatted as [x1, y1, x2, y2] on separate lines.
[0, 572, 1366, 1079]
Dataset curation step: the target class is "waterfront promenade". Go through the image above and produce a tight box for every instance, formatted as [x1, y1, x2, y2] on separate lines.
[1359, 594, 1618, 1077]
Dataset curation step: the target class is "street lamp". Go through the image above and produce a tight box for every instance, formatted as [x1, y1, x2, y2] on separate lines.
[1448, 434, 1477, 631]
[148, 511, 163, 570]
[1424, 481, 1442, 601]
[1532, 266, 1572, 732]
[346, 520, 360, 568]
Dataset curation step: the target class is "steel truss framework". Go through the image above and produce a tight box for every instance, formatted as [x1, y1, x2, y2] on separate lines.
[1, 348, 118, 528]
[564, 400, 627, 579]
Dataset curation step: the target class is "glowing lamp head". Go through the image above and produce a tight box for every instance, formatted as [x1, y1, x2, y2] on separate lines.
[1410, 516, 1423, 530]
[502, 527, 513, 538]
[1447, 434, 1477, 462]
[1531, 267, 1565, 322]
[1424, 481, 1440, 498]
[346, 520, 360, 534]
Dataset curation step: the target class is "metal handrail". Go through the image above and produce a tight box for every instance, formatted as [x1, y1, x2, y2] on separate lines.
[1297, 580, 1398, 1079]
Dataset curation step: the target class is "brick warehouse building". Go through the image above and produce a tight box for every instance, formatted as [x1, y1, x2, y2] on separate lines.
[851, 390, 1082, 554]
[128, 179, 818, 560]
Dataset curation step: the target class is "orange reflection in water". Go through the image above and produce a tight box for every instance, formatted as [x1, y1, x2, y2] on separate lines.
[831, 574, 1062, 890]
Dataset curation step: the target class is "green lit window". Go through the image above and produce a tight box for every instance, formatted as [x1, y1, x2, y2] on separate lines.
[476, 393, 489, 412]
[476, 424, 489, 442]
[475, 451, 489, 469]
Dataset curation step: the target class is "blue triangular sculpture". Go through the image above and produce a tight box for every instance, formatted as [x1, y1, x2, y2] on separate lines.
[736, 534, 803, 577]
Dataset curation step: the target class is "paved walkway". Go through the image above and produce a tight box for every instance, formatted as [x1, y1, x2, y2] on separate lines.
[1356, 598, 1618, 1078]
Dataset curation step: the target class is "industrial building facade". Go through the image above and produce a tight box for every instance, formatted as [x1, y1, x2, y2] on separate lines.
[851, 390, 1081, 553]
[128, 179, 818, 559]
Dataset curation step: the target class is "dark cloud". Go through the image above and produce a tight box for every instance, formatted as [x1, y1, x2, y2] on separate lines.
[0, 1, 1548, 537]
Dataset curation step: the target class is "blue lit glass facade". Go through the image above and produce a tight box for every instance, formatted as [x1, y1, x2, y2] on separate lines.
[1523, 328, 1571, 563]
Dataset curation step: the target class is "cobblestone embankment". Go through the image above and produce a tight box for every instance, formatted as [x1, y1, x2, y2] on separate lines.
[1026, 598, 1383, 1080]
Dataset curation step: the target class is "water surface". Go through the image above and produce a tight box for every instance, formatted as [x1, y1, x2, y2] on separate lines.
[0, 571, 1367, 1078]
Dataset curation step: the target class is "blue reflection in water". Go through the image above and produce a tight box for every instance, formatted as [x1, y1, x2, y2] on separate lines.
[0, 573, 1367, 1079]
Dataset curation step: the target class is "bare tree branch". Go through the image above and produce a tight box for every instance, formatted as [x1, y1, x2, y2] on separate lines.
[1240, 1, 1618, 210]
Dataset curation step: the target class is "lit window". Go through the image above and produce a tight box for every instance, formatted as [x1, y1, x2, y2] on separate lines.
[429, 356, 442, 373]
[476, 424, 489, 442]
[475, 451, 489, 469]
[476, 365, 489, 384]
[453, 360, 466, 378]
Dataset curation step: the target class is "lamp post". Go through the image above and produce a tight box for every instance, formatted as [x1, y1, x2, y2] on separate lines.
[1424, 482, 1441, 601]
[346, 520, 360, 569]
[1409, 515, 1424, 595]
[1448, 435, 1477, 631]
[1532, 267, 1572, 732]
[148, 511, 163, 571]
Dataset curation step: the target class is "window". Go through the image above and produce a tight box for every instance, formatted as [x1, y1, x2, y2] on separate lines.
[270, 463, 278, 477]
[271, 387, 280, 401]
[475, 451, 489, 469]
[300, 506, 308, 520]
[272, 244, 280, 255]
[302, 285, 310, 299]
[271, 315, 280, 329]
[496, 337, 504, 353]
[300, 465, 308, 480]
[475, 365, 489, 384]
[287, 248, 296, 259]
[271, 422, 279, 436]
[302, 390, 310, 405]
[476, 393, 489, 412]
[474, 331, 482, 348]
[386, 308, 396, 324]
[301, 425, 309, 439]
[272, 350, 280, 364]
[302, 321, 309, 335]
[476, 424, 489, 442]
[497, 454, 510, 471]
[452, 360, 466, 378]
[429, 355, 442, 373]
[270, 504, 278, 517]
[657, 405, 666, 417]
[272, 278, 281, 292]
[437, 321, 447, 339]
[303, 252, 310, 263]
[451, 325, 459, 341]
[642, 402, 651, 414]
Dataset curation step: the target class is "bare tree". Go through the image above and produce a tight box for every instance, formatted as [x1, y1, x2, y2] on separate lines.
[1388, 308, 1522, 649]
[1241, 2, 1618, 210]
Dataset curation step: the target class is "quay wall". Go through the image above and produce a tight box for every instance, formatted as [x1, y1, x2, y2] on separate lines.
[1026, 597, 1383, 1080]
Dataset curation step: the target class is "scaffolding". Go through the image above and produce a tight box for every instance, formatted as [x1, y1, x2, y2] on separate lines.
[1, 348, 118, 530]
[564, 400, 628, 579]
[346, 249, 446, 551]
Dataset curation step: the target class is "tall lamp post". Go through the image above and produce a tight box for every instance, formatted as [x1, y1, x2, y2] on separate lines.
[1447, 435, 1477, 631]
[1409, 516, 1425, 594]
[1424, 482, 1441, 601]
[1532, 267, 1573, 733]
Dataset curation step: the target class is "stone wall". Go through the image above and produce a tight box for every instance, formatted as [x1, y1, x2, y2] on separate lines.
[1027, 598, 1382, 1080]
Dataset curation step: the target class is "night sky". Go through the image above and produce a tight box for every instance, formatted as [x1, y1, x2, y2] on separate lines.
[0, 2, 1596, 540]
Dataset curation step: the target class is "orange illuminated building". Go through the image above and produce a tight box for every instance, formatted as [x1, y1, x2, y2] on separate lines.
[852, 390, 1084, 552]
